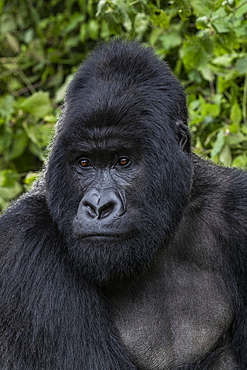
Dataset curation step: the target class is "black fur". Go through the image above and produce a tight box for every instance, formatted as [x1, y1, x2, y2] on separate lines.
[1, 40, 247, 369]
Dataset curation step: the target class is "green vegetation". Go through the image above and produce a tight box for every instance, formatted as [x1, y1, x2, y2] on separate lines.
[0, 0, 247, 210]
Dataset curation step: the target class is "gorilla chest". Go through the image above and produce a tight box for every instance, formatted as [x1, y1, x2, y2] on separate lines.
[108, 265, 233, 370]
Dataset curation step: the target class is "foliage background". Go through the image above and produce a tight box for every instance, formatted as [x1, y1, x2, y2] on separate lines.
[0, 0, 247, 210]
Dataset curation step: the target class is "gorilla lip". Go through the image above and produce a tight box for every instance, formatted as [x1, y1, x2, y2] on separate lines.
[82, 234, 115, 238]
[76, 231, 137, 241]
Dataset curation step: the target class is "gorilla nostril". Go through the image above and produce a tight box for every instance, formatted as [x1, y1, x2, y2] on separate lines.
[83, 201, 98, 218]
[98, 202, 115, 219]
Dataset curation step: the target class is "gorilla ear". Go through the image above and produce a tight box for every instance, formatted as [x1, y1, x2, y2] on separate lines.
[175, 121, 191, 154]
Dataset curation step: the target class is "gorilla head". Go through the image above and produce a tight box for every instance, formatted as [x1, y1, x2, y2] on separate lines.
[45, 40, 192, 285]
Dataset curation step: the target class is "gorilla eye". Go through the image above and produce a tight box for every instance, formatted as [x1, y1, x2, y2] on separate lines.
[79, 158, 92, 168]
[116, 157, 131, 167]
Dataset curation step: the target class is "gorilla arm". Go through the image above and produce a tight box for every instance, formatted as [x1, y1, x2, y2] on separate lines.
[0, 191, 136, 370]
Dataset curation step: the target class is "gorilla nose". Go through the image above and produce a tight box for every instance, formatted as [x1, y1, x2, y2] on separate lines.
[81, 189, 125, 221]
[83, 198, 115, 219]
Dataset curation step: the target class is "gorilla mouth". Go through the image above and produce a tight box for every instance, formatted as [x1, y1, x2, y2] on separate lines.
[82, 234, 115, 238]
[76, 230, 138, 241]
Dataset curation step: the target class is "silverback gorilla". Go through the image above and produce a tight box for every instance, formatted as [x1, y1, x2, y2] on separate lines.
[1, 40, 247, 370]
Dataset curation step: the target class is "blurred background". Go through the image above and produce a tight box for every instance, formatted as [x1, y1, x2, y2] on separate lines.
[0, 0, 247, 210]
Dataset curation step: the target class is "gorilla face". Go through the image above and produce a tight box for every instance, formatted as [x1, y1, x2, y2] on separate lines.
[45, 41, 193, 285]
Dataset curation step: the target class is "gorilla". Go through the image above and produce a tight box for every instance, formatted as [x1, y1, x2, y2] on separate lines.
[1, 40, 247, 370]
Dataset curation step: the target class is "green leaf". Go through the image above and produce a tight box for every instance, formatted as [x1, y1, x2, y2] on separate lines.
[177, 3, 192, 21]
[0, 14, 16, 34]
[23, 122, 54, 160]
[200, 67, 214, 82]
[219, 144, 232, 166]
[0, 170, 22, 210]
[230, 103, 242, 126]
[118, 5, 132, 32]
[236, 56, 247, 75]
[23, 172, 39, 191]
[64, 13, 85, 33]
[134, 13, 149, 39]
[0, 0, 4, 14]
[242, 125, 247, 135]
[196, 16, 209, 30]
[149, 5, 169, 29]
[181, 37, 208, 70]
[24, 172, 39, 185]
[190, 0, 221, 17]
[0, 170, 18, 187]
[23, 122, 52, 144]
[0, 95, 15, 124]
[55, 74, 74, 103]
[211, 130, 225, 158]
[226, 133, 247, 146]
[0, 126, 12, 154]
[88, 19, 99, 39]
[19, 92, 53, 119]
[5, 33, 20, 53]
[211, 7, 230, 33]
[199, 95, 221, 118]
[160, 31, 182, 51]
[96, 0, 107, 17]
[8, 129, 28, 160]
[213, 54, 235, 67]
[235, 0, 247, 17]
[232, 155, 247, 168]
